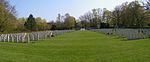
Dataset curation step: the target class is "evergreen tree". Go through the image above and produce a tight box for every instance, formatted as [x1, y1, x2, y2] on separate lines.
[24, 14, 36, 31]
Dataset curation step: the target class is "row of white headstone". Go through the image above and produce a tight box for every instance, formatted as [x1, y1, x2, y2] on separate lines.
[91, 29, 150, 40]
[0, 30, 75, 43]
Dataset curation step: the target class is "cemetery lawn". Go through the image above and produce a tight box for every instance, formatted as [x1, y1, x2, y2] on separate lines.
[0, 30, 150, 62]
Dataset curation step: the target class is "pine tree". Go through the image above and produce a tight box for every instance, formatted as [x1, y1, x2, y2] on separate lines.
[24, 14, 37, 31]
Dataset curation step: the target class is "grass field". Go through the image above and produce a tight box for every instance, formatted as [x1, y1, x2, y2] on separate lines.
[0, 30, 150, 62]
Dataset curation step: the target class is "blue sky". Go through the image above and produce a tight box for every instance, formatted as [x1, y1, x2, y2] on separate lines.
[9, 0, 136, 21]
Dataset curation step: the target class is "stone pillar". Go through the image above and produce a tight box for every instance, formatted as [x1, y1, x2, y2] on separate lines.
[11, 34, 14, 42]
[27, 33, 30, 43]
[16, 35, 19, 43]
[37, 33, 39, 40]
[7, 34, 10, 42]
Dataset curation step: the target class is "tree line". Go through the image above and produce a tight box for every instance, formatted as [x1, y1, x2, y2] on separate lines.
[0, 0, 150, 33]
[48, 13, 76, 30]
[51, 0, 150, 30]
[78, 0, 150, 29]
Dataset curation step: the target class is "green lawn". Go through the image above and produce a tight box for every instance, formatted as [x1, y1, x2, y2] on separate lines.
[0, 30, 150, 62]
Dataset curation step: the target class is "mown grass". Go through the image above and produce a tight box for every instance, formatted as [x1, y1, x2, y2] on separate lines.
[0, 30, 150, 62]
